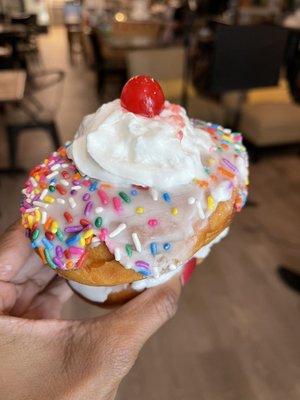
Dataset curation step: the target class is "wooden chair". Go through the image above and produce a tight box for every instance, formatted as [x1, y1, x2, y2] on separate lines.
[5, 69, 64, 169]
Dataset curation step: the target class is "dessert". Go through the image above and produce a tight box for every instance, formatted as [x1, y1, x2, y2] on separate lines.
[20, 75, 249, 305]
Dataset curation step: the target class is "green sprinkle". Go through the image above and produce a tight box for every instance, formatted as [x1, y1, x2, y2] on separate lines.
[95, 216, 103, 228]
[56, 229, 64, 241]
[44, 248, 57, 270]
[49, 185, 55, 192]
[32, 229, 40, 240]
[119, 191, 131, 203]
[125, 244, 133, 257]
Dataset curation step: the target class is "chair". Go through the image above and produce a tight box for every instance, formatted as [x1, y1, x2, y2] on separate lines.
[126, 46, 226, 124]
[112, 20, 163, 41]
[90, 28, 127, 96]
[4, 69, 64, 169]
[210, 24, 300, 156]
[10, 13, 39, 55]
[192, 24, 300, 157]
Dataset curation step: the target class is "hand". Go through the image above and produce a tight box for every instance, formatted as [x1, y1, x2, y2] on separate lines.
[0, 222, 182, 400]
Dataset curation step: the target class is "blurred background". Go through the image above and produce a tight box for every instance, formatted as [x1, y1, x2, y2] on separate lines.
[0, 0, 300, 399]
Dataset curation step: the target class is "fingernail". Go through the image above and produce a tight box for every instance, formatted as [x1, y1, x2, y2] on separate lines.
[181, 258, 197, 286]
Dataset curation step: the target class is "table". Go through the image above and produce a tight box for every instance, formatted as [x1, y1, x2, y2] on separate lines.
[0, 70, 27, 174]
[0, 23, 26, 37]
[0, 70, 26, 103]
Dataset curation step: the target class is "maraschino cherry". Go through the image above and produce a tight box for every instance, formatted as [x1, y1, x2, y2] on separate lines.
[120, 75, 165, 117]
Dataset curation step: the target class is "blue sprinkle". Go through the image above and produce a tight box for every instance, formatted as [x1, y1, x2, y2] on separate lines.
[162, 192, 171, 203]
[50, 178, 57, 184]
[89, 181, 98, 192]
[130, 189, 138, 196]
[150, 242, 158, 256]
[138, 267, 151, 277]
[31, 240, 38, 249]
[66, 234, 80, 246]
[163, 242, 171, 251]
[42, 238, 53, 250]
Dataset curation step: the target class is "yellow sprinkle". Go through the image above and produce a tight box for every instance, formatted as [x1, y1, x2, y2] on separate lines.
[35, 209, 41, 222]
[82, 229, 93, 239]
[207, 195, 215, 211]
[171, 207, 179, 216]
[80, 237, 85, 246]
[222, 134, 233, 142]
[34, 188, 40, 195]
[50, 220, 58, 234]
[44, 195, 55, 204]
[245, 178, 249, 185]
[27, 214, 34, 229]
[208, 158, 216, 166]
[136, 207, 144, 214]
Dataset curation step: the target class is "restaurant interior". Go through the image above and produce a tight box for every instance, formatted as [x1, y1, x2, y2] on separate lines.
[0, 0, 299, 399]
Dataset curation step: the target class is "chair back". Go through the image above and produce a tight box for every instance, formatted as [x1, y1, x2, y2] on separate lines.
[112, 20, 163, 41]
[210, 24, 288, 93]
[24, 69, 65, 119]
[10, 13, 37, 26]
[127, 46, 185, 101]
[127, 46, 185, 81]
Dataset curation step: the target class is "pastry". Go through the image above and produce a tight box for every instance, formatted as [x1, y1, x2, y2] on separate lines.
[20, 75, 249, 304]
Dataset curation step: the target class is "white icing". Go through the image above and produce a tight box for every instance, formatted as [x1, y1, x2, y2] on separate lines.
[69, 280, 128, 302]
[69, 265, 182, 303]
[211, 181, 233, 202]
[68, 100, 214, 189]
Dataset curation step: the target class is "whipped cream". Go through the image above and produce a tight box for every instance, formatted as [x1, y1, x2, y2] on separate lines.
[69, 100, 214, 190]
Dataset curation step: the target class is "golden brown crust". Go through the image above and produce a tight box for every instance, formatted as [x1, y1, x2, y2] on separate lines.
[58, 244, 143, 285]
[58, 195, 236, 286]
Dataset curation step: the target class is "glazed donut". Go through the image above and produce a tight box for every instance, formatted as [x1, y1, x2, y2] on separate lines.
[20, 76, 249, 305]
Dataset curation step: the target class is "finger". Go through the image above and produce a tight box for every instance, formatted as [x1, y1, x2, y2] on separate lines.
[0, 221, 32, 281]
[108, 274, 182, 354]
[23, 277, 73, 319]
[9, 267, 56, 316]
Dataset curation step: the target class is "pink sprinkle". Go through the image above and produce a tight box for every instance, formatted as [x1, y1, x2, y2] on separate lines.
[234, 134, 242, 143]
[99, 228, 108, 241]
[69, 246, 85, 255]
[82, 180, 90, 187]
[113, 196, 122, 213]
[97, 189, 109, 205]
[148, 218, 158, 227]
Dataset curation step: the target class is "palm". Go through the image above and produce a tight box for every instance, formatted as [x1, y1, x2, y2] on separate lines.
[0, 222, 72, 318]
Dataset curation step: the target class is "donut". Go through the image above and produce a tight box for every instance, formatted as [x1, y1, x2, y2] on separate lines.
[20, 76, 249, 305]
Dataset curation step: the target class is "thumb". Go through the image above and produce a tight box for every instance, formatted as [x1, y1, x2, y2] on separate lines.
[60, 276, 182, 399]
[107, 274, 182, 357]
